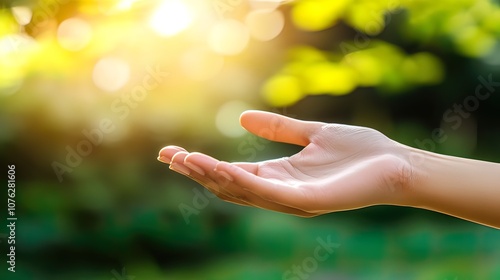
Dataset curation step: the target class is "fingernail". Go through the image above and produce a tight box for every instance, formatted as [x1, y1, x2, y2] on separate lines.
[157, 156, 171, 164]
[170, 163, 190, 176]
[184, 162, 205, 176]
[217, 170, 233, 182]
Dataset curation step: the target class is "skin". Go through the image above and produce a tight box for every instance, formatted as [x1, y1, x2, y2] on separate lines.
[158, 110, 500, 229]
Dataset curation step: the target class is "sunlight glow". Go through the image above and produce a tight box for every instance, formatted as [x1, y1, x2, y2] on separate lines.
[149, 0, 194, 37]
[216, 101, 251, 138]
[180, 47, 224, 81]
[249, 0, 285, 11]
[208, 19, 250, 55]
[116, 0, 138, 11]
[11, 6, 32, 26]
[245, 10, 284, 41]
[92, 57, 130, 92]
[57, 18, 93, 51]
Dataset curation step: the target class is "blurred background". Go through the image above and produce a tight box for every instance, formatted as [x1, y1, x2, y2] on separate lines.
[1, 0, 500, 279]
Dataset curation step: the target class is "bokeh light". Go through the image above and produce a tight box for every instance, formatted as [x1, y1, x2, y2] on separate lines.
[345, 2, 386, 35]
[116, 0, 139, 11]
[92, 57, 130, 92]
[216, 100, 252, 138]
[11, 6, 32, 26]
[249, 0, 286, 11]
[57, 17, 93, 51]
[149, 0, 194, 37]
[301, 62, 357, 95]
[245, 9, 285, 41]
[262, 74, 303, 107]
[0, 34, 37, 96]
[97, 0, 139, 15]
[291, 0, 349, 31]
[208, 19, 250, 55]
[180, 47, 225, 81]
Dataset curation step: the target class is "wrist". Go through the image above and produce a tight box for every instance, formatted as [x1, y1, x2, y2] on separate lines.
[385, 143, 430, 208]
[395, 144, 500, 228]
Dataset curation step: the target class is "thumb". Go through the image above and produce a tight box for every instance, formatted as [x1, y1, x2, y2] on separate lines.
[239, 110, 322, 146]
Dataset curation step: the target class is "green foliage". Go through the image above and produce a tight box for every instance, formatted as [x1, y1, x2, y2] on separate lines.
[261, 0, 500, 106]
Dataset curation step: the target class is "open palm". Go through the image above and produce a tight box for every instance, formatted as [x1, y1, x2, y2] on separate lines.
[158, 111, 411, 217]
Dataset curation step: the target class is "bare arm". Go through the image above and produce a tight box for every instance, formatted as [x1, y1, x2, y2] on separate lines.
[158, 110, 500, 229]
[405, 147, 500, 228]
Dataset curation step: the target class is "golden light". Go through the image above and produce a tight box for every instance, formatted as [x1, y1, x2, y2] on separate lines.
[216, 101, 252, 138]
[208, 19, 250, 55]
[180, 47, 225, 81]
[245, 10, 285, 41]
[92, 57, 130, 92]
[249, 0, 285, 11]
[57, 18, 93, 51]
[149, 0, 194, 37]
[11, 6, 32, 26]
[116, 0, 139, 11]
[0, 34, 37, 96]
[97, 0, 139, 15]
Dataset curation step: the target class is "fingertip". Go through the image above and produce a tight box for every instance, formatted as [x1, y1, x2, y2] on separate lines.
[157, 156, 169, 164]
[184, 152, 206, 161]
[239, 110, 269, 126]
[240, 110, 255, 128]
[159, 145, 185, 152]
[158, 145, 187, 163]
[240, 110, 261, 118]
[171, 151, 189, 163]
[170, 162, 191, 176]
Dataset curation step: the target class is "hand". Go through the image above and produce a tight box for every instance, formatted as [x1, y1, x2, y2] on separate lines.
[158, 110, 412, 217]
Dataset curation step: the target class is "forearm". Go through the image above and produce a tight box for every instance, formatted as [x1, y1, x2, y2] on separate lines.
[403, 147, 500, 229]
